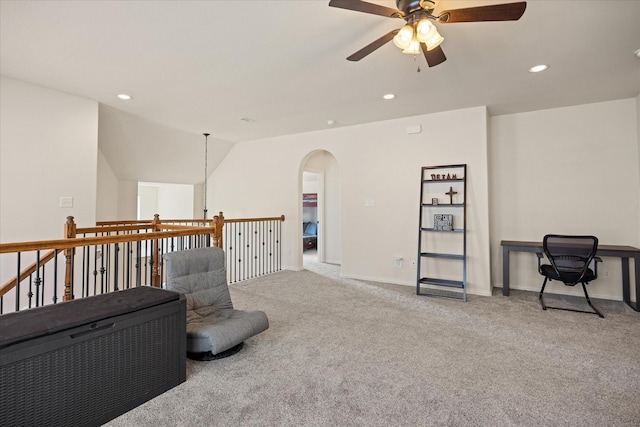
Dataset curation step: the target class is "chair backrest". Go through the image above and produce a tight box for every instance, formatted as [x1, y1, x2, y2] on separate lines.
[164, 247, 233, 312]
[542, 234, 598, 285]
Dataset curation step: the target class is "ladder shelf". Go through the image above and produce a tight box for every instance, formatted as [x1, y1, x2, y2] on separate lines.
[416, 164, 467, 301]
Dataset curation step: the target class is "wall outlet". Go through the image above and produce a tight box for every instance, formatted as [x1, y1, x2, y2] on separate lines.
[602, 270, 610, 278]
[395, 257, 403, 269]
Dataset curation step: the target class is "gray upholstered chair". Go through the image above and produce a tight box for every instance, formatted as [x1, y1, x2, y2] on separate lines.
[164, 246, 269, 360]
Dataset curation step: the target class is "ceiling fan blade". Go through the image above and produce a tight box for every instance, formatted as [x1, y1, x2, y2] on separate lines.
[347, 29, 398, 61]
[438, 1, 526, 23]
[329, 0, 403, 18]
[421, 43, 447, 67]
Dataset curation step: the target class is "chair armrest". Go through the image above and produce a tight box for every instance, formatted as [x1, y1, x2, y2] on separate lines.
[593, 256, 602, 275]
[536, 252, 544, 272]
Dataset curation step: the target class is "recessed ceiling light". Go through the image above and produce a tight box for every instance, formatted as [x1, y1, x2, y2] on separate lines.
[529, 64, 549, 73]
[327, 119, 335, 126]
[383, 94, 396, 100]
[117, 94, 132, 100]
[635, 48, 640, 58]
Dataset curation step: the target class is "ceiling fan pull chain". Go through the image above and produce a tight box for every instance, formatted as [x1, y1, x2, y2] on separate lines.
[414, 55, 421, 73]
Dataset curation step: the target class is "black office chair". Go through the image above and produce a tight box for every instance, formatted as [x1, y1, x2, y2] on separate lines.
[537, 234, 604, 318]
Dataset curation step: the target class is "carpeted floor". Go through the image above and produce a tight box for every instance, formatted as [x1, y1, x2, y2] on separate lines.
[106, 258, 640, 426]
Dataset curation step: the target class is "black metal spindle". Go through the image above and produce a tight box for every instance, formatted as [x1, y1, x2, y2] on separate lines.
[277, 219, 281, 272]
[27, 272, 34, 309]
[100, 243, 106, 294]
[136, 239, 142, 286]
[106, 240, 112, 293]
[144, 239, 149, 285]
[261, 221, 266, 276]
[125, 241, 131, 289]
[92, 245, 98, 295]
[34, 251, 41, 307]
[70, 248, 75, 299]
[53, 249, 59, 304]
[252, 222, 257, 279]
[40, 263, 46, 307]
[82, 245, 88, 297]
[15, 253, 21, 311]
[243, 222, 248, 281]
[113, 243, 119, 291]
[269, 223, 274, 273]
[158, 238, 164, 286]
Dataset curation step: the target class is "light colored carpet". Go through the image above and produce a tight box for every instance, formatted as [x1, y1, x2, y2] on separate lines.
[106, 259, 640, 426]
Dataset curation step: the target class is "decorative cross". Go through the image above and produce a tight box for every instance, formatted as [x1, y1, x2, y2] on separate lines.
[445, 186, 458, 204]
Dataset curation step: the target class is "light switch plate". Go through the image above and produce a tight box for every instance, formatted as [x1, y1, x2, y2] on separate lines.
[59, 197, 73, 208]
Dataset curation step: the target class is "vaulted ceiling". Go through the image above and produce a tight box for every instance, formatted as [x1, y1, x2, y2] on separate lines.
[2, 1, 639, 183]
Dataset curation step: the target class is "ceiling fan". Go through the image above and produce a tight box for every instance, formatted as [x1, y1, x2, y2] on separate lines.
[329, 0, 526, 67]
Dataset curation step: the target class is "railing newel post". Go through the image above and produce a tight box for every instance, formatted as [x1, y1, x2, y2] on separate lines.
[212, 212, 224, 249]
[63, 216, 76, 301]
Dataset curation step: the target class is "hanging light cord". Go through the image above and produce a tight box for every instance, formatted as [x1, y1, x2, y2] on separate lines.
[203, 133, 209, 219]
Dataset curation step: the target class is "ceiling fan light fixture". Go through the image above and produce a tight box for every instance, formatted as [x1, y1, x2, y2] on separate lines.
[402, 38, 421, 55]
[416, 19, 443, 50]
[393, 25, 414, 49]
[423, 31, 444, 51]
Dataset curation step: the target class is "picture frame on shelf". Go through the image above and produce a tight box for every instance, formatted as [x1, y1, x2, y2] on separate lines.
[434, 214, 453, 231]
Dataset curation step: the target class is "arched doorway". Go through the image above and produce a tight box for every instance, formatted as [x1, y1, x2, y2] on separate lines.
[300, 150, 341, 269]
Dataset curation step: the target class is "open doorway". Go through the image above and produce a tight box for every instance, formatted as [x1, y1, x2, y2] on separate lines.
[302, 171, 322, 264]
[300, 150, 341, 270]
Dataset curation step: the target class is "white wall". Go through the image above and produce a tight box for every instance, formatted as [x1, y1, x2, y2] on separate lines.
[0, 77, 98, 241]
[210, 107, 492, 296]
[489, 98, 640, 301]
[96, 149, 119, 221]
[138, 182, 194, 219]
[97, 144, 138, 222]
[194, 182, 204, 219]
[117, 180, 138, 220]
[138, 185, 158, 220]
[1, 77, 99, 311]
[323, 153, 341, 265]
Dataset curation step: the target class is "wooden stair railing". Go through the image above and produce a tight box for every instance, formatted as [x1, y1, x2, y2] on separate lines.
[1, 211, 286, 313]
[0, 213, 225, 308]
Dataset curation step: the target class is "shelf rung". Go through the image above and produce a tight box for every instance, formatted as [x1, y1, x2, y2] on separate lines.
[420, 252, 464, 260]
[420, 227, 464, 233]
[419, 277, 465, 288]
[416, 287, 466, 301]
